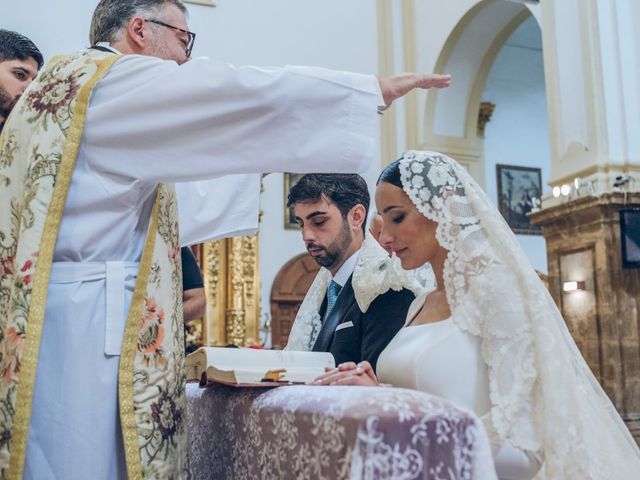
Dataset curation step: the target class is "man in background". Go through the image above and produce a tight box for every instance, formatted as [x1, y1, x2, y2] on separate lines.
[0, 29, 42, 132]
[182, 246, 206, 354]
[182, 246, 205, 321]
[286, 174, 421, 371]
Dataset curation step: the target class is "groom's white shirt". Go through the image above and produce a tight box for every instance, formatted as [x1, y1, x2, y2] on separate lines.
[332, 250, 359, 287]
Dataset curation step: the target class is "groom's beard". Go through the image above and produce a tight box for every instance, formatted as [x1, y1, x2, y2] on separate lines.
[307, 220, 353, 271]
[0, 85, 19, 122]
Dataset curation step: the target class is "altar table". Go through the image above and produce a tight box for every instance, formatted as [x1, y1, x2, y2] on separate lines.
[185, 382, 497, 479]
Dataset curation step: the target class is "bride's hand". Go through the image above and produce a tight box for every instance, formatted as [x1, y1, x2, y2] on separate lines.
[311, 361, 379, 386]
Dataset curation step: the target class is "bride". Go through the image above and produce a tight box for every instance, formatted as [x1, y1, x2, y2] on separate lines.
[313, 151, 640, 479]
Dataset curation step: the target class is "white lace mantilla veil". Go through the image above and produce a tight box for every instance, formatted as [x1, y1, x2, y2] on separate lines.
[398, 150, 640, 478]
[286, 233, 423, 351]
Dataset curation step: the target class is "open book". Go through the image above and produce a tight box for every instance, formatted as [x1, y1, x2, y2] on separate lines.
[185, 347, 335, 387]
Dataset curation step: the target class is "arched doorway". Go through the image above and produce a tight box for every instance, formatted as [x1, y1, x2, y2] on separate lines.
[409, 0, 539, 184]
[408, 0, 549, 272]
[269, 253, 321, 349]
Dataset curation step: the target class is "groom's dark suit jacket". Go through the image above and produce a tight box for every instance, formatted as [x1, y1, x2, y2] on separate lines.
[311, 275, 414, 372]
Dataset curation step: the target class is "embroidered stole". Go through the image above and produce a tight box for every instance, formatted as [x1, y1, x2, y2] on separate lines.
[0, 49, 186, 479]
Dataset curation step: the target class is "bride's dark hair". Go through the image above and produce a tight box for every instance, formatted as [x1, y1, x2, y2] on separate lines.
[377, 158, 403, 188]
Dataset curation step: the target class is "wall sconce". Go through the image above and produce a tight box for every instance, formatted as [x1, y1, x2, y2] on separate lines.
[552, 184, 573, 199]
[551, 178, 595, 202]
[553, 178, 599, 199]
[562, 280, 586, 292]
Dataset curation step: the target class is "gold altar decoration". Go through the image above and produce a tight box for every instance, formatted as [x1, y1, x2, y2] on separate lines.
[185, 235, 260, 349]
[477, 101, 495, 136]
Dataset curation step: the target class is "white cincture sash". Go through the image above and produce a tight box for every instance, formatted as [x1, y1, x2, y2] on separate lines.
[50, 261, 139, 355]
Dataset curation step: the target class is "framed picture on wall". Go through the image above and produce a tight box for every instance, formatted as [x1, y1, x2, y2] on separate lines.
[283, 173, 304, 229]
[496, 164, 542, 235]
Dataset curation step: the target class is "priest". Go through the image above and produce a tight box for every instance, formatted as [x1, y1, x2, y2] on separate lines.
[0, 0, 451, 478]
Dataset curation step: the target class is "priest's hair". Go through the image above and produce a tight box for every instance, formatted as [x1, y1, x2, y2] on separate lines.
[90, 0, 187, 45]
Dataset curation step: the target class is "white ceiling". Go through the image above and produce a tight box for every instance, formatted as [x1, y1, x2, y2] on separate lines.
[505, 16, 543, 52]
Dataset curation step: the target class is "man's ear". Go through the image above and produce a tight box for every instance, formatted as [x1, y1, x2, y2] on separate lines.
[126, 16, 148, 51]
[349, 204, 366, 232]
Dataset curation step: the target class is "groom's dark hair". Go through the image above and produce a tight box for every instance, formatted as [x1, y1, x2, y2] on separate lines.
[287, 174, 370, 234]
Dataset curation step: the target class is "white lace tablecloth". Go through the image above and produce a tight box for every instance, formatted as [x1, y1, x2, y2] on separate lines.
[185, 382, 497, 479]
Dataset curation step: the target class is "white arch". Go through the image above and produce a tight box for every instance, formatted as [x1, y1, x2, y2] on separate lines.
[404, 0, 540, 185]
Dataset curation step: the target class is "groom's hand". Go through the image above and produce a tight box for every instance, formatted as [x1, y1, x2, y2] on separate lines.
[379, 73, 451, 110]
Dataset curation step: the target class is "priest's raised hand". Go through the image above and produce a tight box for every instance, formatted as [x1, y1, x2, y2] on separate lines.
[379, 73, 452, 110]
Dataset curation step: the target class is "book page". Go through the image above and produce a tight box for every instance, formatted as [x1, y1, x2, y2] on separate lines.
[186, 347, 335, 385]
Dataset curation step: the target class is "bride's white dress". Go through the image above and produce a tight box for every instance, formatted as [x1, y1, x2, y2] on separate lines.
[377, 291, 543, 480]
[370, 151, 640, 478]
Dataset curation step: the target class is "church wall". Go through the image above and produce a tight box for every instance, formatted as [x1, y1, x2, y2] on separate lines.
[481, 18, 551, 273]
[395, 2, 550, 274]
[539, 0, 640, 202]
[3, 1, 96, 60]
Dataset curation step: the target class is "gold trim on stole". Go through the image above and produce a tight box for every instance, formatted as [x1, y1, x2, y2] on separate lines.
[8, 54, 120, 479]
[118, 193, 160, 480]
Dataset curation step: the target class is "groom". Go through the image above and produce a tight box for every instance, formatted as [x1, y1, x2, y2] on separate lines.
[285, 174, 420, 371]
